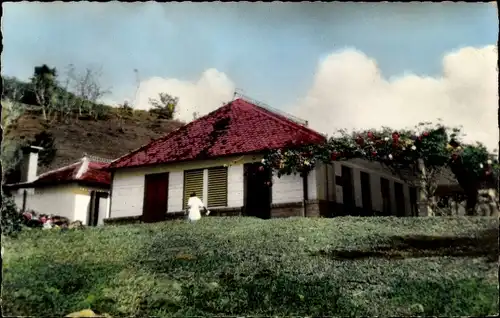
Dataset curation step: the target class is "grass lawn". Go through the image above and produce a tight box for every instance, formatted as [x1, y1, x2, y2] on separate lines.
[2, 216, 499, 317]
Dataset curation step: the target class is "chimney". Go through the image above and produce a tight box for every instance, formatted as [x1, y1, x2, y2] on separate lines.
[75, 155, 90, 179]
[20, 146, 44, 183]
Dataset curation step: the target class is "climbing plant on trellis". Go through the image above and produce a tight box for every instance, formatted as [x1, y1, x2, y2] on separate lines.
[261, 122, 497, 214]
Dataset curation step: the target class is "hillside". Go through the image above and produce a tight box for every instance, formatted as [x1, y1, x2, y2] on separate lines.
[5, 107, 185, 174]
[2, 217, 498, 316]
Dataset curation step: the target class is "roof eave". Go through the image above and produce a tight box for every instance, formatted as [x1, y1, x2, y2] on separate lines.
[3, 179, 110, 190]
[106, 139, 327, 171]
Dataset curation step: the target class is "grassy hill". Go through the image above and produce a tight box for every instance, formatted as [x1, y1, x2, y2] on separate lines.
[2, 217, 498, 316]
[4, 105, 184, 174]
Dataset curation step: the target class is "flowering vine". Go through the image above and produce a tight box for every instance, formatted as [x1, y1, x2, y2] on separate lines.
[261, 123, 498, 187]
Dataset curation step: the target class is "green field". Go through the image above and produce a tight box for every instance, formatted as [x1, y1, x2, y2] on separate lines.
[2, 217, 498, 317]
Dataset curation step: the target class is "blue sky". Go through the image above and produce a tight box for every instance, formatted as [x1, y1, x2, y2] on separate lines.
[2, 2, 497, 106]
[2, 2, 498, 149]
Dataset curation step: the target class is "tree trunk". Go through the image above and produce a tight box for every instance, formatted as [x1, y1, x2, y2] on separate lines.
[417, 159, 432, 216]
[42, 107, 47, 121]
[449, 158, 479, 215]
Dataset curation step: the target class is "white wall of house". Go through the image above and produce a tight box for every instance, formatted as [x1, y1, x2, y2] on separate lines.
[110, 172, 145, 218]
[72, 186, 110, 224]
[109, 153, 422, 219]
[314, 162, 335, 201]
[97, 195, 108, 225]
[110, 155, 261, 218]
[74, 194, 91, 224]
[167, 171, 184, 212]
[12, 184, 110, 224]
[110, 154, 315, 219]
[272, 173, 303, 204]
[270, 165, 321, 203]
[13, 185, 75, 221]
[228, 164, 244, 207]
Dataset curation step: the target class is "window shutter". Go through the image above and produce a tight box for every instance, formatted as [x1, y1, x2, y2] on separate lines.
[183, 169, 204, 209]
[207, 167, 228, 208]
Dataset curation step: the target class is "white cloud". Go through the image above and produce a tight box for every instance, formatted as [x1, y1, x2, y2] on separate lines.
[292, 45, 498, 151]
[132, 45, 497, 152]
[133, 68, 235, 123]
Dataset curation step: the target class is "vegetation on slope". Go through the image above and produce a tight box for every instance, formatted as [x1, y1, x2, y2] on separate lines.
[2, 217, 498, 317]
[2, 65, 184, 181]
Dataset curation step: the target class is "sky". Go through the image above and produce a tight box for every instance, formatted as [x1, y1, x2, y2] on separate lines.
[2, 2, 499, 150]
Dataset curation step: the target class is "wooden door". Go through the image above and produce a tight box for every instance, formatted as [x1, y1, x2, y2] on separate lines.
[143, 173, 169, 223]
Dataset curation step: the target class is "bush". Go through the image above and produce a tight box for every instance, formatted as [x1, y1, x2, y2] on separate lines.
[1, 193, 23, 236]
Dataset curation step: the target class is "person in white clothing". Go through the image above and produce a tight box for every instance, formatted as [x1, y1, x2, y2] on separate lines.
[186, 192, 210, 222]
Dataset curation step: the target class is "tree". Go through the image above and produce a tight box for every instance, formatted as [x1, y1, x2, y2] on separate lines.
[116, 100, 133, 132]
[262, 122, 497, 216]
[32, 131, 57, 167]
[1, 76, 27, 134]
[69, 66, 111, 120]
[31, 64, 58, 121]
[148, 92, 178, 119]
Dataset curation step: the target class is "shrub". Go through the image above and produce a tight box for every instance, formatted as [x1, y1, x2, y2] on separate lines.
[1, 193, 23, 236]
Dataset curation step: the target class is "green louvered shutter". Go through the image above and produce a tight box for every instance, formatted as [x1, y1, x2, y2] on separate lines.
[207, 167, 228, 208]
[183, 169, 204, 209]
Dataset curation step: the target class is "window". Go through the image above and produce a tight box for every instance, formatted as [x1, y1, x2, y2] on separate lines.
[183, 169, 204, 209]
[380, 178, 391, 215]
[207, 166, 228, 208]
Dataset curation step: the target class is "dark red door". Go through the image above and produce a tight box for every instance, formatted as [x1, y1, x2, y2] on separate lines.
[143, 173, 169, 223]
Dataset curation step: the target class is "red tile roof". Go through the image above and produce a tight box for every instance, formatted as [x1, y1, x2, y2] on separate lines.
[108, 98, 326, 169]
[80, 162, 111, 185]
[7, 158, 111, 189]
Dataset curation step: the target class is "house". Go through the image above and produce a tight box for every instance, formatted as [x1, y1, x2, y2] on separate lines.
[104, 98, 421, 224]
[4, 147, 112, 226]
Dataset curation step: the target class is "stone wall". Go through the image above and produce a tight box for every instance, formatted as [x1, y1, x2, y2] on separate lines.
[270, 202, 304, 218]
[103, 215, 142, 225]
[269, 200, 331, 218]
[208, 206, 243, 217]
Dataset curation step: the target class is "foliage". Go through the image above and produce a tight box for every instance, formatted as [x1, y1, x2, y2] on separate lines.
[148, 92, 178, 120]
[1, 138, 26, 183]
[32, 131, 57, 167]
[264, 122, 495, 179]
[2, 65, 113, 123]
[2, 77, 27, 134]
[66, 66, 111, 120]
[31, 64, 58, 121]
[1, 193, 23, 237]
[2, 217, 498, 316]
[262, 122, 497, 213]
[0, 131, 56, 183]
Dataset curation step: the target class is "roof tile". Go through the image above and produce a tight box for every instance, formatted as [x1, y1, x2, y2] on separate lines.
[14, 159, 111, 188]
[109, 99, 326, 169]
